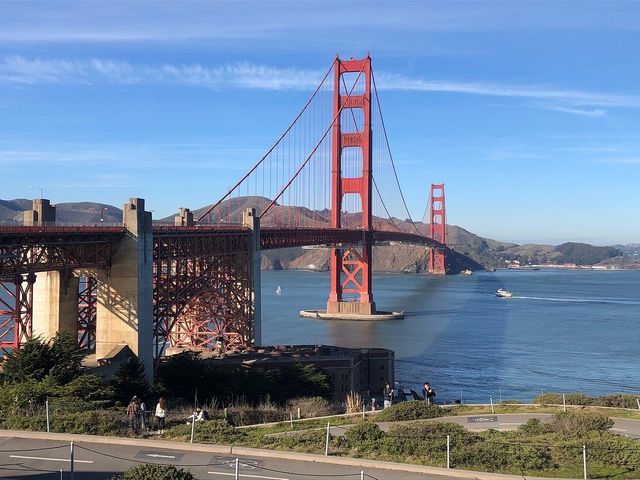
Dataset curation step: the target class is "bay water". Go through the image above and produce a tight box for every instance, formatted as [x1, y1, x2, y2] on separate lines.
[262, 269, 640, 403]
[2, 269, 637, 403]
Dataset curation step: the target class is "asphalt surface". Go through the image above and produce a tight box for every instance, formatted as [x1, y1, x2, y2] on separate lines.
[329, 413, 640, 439]
[0, 436, 453, 480]
[2, 413, 640, 480]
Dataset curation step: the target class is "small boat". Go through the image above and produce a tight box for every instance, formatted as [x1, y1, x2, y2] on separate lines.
[276, 285, 282, 296]
[462, 269, 473, 275]
[496, 288, 512, 298]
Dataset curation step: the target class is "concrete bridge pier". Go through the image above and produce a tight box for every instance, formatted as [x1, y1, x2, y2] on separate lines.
[96, 198, 153, 381]
[32, 270, 79, 340]
[243, 208, 261, 346]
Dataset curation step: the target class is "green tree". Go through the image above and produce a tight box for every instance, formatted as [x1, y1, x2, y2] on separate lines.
[1, 332, 85, 384]
[111, 358, 150, 404]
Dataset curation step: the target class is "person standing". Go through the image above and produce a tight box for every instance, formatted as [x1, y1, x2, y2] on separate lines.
[127, 396, 140, 434]
[138, 398, 147, 433]
[155, 397, 167, 434]
[383, 383, 393, 409]
[423, 382, 436, 406]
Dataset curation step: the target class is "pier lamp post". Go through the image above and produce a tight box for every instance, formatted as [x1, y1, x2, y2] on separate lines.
[100, 207, 108, 224]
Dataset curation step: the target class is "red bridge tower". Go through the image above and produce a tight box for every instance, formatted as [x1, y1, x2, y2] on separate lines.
[429, 183, 447, 275]
[326, 56, 376, 315]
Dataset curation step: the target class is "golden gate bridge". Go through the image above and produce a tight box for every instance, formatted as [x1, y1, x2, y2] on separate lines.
[0, 56, 449, 375]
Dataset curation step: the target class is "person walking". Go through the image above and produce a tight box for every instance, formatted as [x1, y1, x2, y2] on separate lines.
[138, 398, 147, 433]
[423, 382, 436, 406]
[126, 396, 140, 434]
[383, 382, 393, 409]
[155, 397, 167, 434]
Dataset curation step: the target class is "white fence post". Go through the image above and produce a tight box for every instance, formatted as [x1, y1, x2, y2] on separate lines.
[636, 398, 640, 411]
[563, 393, 567, 412]
[297, 407, 301, 419]
[235, 457, 239, 480]
[46, 399, 50, 433]
[360, 471, 364, 480]
[499, 387, 502, 404]
[325, 422, 330, 456]
[289, 413, 293, 428]
[446, 434, 450, 469]
[490, 396, 494, 413]
[190, 412, 196, 444]
[583, 444, 587, 479]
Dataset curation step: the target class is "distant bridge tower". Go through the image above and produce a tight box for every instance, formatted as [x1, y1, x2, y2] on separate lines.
[326, 55, 376, 315]
[428, 183, 447, 275]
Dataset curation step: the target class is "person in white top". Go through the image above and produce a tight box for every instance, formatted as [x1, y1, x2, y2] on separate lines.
[155, 397, 167, 434]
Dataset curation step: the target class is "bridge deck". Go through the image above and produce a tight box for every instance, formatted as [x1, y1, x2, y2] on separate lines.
[0, 225, 445, 279]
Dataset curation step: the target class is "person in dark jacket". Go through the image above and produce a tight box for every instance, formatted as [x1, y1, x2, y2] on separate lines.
[383, 382, 393, 409]
[423, 382, 436, 405]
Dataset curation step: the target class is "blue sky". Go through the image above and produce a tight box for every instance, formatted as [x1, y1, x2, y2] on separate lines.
[0, 1, 639, 244]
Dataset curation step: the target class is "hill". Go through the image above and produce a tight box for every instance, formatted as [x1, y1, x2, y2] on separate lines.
[0, 199, 122, 225]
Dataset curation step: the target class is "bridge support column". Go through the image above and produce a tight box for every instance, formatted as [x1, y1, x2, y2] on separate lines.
[428, 183, 447, 275]
[96, 198, 153, 381]
[243, 208, 261, 346]
[32, 271, 79, 341]
[325, 55, 376, 316]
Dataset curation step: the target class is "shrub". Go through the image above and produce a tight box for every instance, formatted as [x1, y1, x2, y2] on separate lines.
[225, 399, 285, 426]
[0, 410, 127, 436]
[1, 333, 85, 384]
[262, 430, 328, 453]
[534, 392, 591, 406]
[517, 418, 550, 436]
[286, 397, 335, 418]
[454, 442, 553, 472]
[345, 422, 384, 445]
[532, 392, 640, 410]
[550, 411, 613, 435]
[382, 421, 477, 460]
[164, 420, 246, 444]
[112, 464, 193, 480]
[375, 401, 446, 422]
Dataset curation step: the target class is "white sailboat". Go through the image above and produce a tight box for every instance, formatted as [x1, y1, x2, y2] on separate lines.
[276, 285, 282, 296]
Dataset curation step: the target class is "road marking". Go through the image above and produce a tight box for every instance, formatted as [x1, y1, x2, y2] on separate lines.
[467, 416, 498, 424]
[135, 450, 184, 462]
[611, 428, 628, 432]
[208, 472, 288, 480]
[501, 422, 524, 426]
[145, 453, 177, 459]
[9, 455, 93, 464]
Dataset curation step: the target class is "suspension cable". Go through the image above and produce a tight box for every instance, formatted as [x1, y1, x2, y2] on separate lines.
[260, 63, 366, 219]
[371, 70, 422, 235]
[197, 63, 334, 223]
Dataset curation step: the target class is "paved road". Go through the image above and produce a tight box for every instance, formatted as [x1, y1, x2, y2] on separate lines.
[326, 413, 640, 438]
[325, 413, 640, 440]
[0, 436, 455, 480]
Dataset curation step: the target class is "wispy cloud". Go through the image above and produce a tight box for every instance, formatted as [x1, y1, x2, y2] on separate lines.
[0, 142, 261, 168]
[375, 72, 640, 109]
[2, 55, 640, 113]
[540, 106, 607, 117]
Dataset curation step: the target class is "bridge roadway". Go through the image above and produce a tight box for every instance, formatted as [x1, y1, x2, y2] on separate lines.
[0, 225, 444, 279]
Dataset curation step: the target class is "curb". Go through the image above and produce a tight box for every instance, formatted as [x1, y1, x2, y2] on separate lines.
[0, 429, 577, 480]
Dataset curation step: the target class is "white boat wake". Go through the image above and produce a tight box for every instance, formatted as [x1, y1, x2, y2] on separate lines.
[512, 296, 640, 306]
